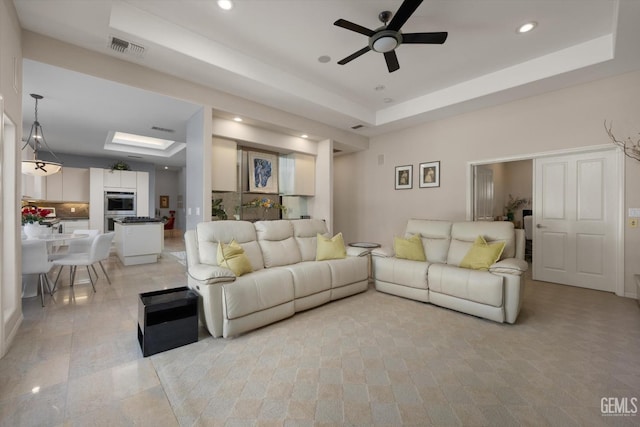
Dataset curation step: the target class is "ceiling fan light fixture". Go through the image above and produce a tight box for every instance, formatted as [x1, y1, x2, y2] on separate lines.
[21, 94, 63, 177]
[372, 35, 399, 53]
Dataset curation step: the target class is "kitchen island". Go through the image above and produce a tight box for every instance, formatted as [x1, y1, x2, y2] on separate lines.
[114, 218, 163, 266]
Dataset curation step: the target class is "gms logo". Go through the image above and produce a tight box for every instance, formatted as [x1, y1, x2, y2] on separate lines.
[601, 397, 638, 417]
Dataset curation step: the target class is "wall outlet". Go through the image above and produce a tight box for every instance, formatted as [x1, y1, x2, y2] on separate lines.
[630, 218, 638, 228]
[70, 207, 75, 213]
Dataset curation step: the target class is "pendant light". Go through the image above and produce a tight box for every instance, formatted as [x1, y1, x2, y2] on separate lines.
[21, 93, 62, 176]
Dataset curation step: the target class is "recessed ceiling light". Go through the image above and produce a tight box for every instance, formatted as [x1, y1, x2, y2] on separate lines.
[318, 55, 331, 63]
[375, 85, 385, 91]
[301, 134, 308, 139]
[233, 117, 243, 122]
[164, 166, 169, 170]
[217, 0, 233, 11]
[517, 21, 537, 34]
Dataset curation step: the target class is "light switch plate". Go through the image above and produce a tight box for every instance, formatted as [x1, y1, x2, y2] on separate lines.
[629, 208, 640, 218]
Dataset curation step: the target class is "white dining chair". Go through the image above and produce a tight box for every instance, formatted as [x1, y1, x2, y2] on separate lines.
[22, 239, 54, 306]
[49, 229, 100, 283]
[52, 232, 115, 292]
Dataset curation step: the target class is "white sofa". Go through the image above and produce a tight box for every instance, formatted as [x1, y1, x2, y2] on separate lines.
[373, 219, 528, 324]
[185, 219, 369, 338]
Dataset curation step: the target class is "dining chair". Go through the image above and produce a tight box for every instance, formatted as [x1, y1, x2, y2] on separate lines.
[49, 229, 100, 283]
[52, 232, 115, 293]
[22, 239, 54, 306]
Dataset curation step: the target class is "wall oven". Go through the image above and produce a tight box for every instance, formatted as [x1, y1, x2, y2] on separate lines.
[105, 191, 136, 215]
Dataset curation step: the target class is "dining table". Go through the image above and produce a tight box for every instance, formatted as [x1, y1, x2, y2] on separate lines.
[22, 233, 89, 298]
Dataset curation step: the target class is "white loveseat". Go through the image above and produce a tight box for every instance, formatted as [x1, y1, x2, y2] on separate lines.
[185, 219, 369, 338]
[373, 219, 528, 324]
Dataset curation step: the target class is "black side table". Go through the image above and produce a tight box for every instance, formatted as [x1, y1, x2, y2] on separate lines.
[138, 286, 198, 357]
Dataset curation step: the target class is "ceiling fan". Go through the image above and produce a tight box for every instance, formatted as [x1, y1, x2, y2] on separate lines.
[334, 0, 447, 73]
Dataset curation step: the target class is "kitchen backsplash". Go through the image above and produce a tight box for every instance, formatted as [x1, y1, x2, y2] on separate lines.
[37, 202, 89, 219]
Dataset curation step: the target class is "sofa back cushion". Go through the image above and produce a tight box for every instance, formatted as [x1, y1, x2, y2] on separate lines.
[447, 221, 515, 266]
[196, 220, 265, 271]
[255, 220, 302, 267]
[404, 219, 453, 263]
[291, 219, 329, 261]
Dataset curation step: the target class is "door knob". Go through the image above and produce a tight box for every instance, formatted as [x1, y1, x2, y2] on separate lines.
[536, 224, 546, 228]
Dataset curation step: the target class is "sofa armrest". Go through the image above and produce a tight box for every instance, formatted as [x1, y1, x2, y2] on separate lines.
[187, 264, 237, 284]
[371, 246, 394, 258]
[489, 258, 528, 276]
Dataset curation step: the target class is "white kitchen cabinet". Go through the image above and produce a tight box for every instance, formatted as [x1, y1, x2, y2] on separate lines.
[46, 167, 89, 202]
[136, 171, 149, 217]
[279, 153, 315, 196]
[60, 219, 90, 234]
[89, 168, 105, 232]
[104, 170, 137, 189]
[212, 137, 237, 192]
[114, 222, 162, 265]
[63, 167, 90, 202]
[21, 146, 47, 199]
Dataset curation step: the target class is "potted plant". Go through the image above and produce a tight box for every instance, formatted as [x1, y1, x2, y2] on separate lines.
[504, 194, 530, 221]
[212, 199, 227, 220]
[110, 160, 131, 171]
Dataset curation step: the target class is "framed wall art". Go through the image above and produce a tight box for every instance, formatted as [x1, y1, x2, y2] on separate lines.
[159, 195, 170, 208]
[395, 165, 413, 190]
[419, 161, 440, 188]
[248, 151, 278, 193]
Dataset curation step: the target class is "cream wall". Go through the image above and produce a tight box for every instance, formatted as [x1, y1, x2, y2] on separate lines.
[0, 0, 23, 358]
[335, 70, 640, 297]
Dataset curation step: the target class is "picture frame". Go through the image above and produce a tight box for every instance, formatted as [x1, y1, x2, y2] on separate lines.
[248, 151, 279, 193]
[395, 165, 413, 190]
[419, 161, 440, 188]
[159, 195, 170, 209]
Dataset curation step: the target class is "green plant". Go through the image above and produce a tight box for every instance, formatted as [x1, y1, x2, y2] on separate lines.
[242, 197, 287, 213]
[212, 198, 227, 219]
[504, 194, 530, 214]
[110, 160, 131, 171]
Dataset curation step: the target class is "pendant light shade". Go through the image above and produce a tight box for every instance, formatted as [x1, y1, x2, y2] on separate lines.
[21, 94, 62, 176]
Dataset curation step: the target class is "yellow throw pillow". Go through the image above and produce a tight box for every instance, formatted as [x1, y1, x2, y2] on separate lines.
[460, 235, 506, 271]
[217, 240, 253, 276]
[394, 234, 426, 261]
[316, 232, 347, 261]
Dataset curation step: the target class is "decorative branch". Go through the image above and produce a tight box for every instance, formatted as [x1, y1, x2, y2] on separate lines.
[604, 120, 640, 161]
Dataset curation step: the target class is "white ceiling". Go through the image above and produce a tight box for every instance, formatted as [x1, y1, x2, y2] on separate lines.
[14, 0, 640, 168]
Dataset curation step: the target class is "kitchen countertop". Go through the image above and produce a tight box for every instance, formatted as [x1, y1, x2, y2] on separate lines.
[57, 217, 90, 220]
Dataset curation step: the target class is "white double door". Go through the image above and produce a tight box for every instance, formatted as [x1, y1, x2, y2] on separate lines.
[533, 149, 619, 292]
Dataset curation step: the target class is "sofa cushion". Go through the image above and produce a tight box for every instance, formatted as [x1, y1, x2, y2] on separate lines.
[222, 268, 294, 320]
[428, 263, 503, 307]
[459, 235, 505, 271]
[255, 220, 302, 268]
[217, 240, 253, 276]
[447, 221, 515, 266]
[291, 219, 329, 261]
[394, 234, 426, 261]
[316, 232, 347, 261]
[196, 221, 265, 271]
[405, 219, 452, 263]
[374, 256, 429, 290]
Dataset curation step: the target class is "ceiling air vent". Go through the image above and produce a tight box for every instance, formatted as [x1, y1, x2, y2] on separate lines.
[351, 124, 364, 130]
[151, 126, 175, 133]
[109, 36, 145, 57]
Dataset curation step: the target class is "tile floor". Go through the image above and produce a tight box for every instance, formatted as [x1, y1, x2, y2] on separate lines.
[1, 236, 639, 426]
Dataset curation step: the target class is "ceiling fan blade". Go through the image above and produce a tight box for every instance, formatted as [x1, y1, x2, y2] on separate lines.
[402, 32, 448, 44]
[334, 19, 375, 37]
[387, 0, 423, 31]
[337, 46, 371, 65]
[384, 51, 400, 73]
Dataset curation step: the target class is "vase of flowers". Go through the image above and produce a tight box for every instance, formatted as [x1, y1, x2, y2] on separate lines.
[242, 197, 287, 220]
[21, 207, 51, 239]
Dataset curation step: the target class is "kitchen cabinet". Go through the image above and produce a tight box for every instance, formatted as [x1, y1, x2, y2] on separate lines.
[21, 145, 47, 199]
[279, 153, 315, 196]
[136, 172, 149, 217]
[60, 219, 90, 234]
[212, 137, 237, 192]
[46, 167, 89, 202]
[115, 222, 163, 265]
[104, 170, 137, 189]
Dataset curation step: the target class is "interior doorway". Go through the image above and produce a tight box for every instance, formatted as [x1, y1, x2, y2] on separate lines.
[468, 146, 624, 296]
